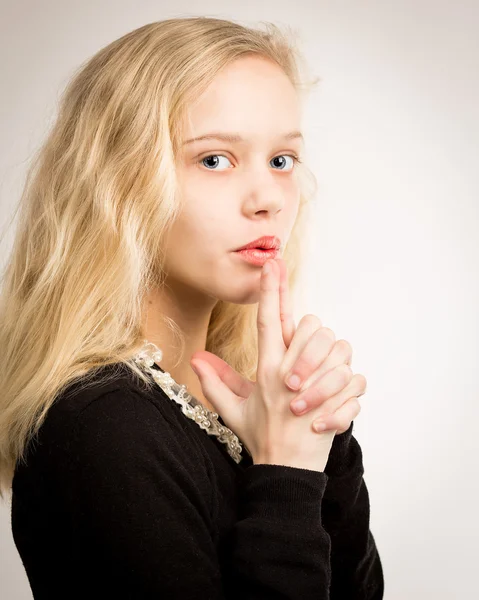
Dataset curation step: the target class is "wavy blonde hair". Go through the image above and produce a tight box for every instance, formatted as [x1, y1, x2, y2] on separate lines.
[0, 16, 319, 499]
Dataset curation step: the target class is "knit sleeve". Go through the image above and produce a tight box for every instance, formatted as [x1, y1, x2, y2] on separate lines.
[64, 386, 335, 599]
[221, 423, 384, 600]
[322, 421, 385, 599]
[221, 464, 333, 599]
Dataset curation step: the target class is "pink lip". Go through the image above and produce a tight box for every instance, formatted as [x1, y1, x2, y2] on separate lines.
[234, 247, 279, 266]
[235, 235, 281, 252]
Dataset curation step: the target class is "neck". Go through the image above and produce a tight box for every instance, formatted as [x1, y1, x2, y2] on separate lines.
[141, 277, 219, 410]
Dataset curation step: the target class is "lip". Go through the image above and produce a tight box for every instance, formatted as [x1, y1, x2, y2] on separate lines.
[234, 247, 279, 266]
[235, 235, 282, 251]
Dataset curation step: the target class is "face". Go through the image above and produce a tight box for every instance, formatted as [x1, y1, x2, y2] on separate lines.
[165, 55, 303, 305]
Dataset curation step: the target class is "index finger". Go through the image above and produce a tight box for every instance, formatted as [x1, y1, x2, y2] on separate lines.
[257, 259, 286, 372]
[276, 258, 296, 349]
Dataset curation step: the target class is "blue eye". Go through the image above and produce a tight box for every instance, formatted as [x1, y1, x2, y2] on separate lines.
[200, 155, 232, 170]
[198, 154, 302, 171]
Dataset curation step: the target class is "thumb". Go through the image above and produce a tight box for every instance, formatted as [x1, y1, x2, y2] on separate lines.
[190, 359, 241, 428]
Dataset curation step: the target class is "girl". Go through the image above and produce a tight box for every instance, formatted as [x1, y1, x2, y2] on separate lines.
[0, 17, 384, 598]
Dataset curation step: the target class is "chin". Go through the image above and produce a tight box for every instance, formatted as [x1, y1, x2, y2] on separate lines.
[217, 286, 261, 305]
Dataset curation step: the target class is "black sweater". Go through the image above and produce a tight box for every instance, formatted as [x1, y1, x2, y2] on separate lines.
[11, 362, 384, 599]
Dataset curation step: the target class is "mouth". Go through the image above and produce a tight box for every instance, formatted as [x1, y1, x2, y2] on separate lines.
[234, 235, 282, 252]
[235, 247, 279, 254]
[233, 246, 280, 266]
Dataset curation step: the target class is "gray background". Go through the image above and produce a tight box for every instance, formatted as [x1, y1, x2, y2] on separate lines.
[1, 1, 478, 598]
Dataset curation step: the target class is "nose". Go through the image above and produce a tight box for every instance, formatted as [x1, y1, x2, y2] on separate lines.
[243, 175, 286, 216]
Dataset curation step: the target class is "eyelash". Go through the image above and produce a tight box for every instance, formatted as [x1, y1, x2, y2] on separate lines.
[196, 153, 303, 170]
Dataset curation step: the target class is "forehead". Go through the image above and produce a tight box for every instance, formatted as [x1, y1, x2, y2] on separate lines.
[181, 56, 302, 145]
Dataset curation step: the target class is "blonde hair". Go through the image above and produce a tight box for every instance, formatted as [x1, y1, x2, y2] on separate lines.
[0, 16, 319, 499]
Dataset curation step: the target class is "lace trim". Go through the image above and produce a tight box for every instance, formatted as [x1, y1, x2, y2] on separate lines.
[132, 340, 249, 464]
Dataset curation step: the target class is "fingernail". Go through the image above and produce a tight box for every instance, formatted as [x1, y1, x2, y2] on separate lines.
[287, 374, 301, 390]
[313, 421, 327, 432]
[263, 261, 272, 275]
[291, 399, 307, 413]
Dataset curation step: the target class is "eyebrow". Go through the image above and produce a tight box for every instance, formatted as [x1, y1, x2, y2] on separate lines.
[182, 131, 304, 146]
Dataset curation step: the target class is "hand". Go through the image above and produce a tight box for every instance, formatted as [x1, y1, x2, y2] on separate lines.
[191, 258, 366, 435]
[191, 258, 337, 472]
[275, 258, 367, 434]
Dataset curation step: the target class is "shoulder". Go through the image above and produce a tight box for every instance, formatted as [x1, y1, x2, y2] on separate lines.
[34, 363, 183, 461]
[30, 363, 212, 486]
[45, 363, 164, 427]
[23, 364, 216, 527]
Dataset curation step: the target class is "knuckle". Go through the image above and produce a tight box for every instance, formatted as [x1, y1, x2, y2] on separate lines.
[320, 327, 336, 343]
[337, 363, 352, 382]
[304, 379, 327, 404]
[295, 353, 316, 375]
[354, 373, 367, 390]
[349, 397, 361, 413]
[299, 313, 322, 330]
[336, 338, 353, 356]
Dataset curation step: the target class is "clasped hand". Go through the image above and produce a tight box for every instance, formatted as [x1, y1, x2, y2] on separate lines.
[191, 258, 366, 435]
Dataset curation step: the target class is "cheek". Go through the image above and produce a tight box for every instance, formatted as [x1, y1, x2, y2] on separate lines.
[169, 207, 232, 269]
[185, 199, 232, 240]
